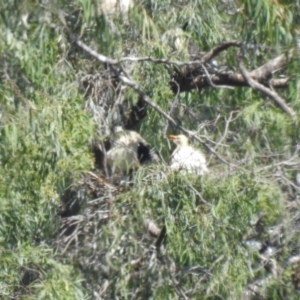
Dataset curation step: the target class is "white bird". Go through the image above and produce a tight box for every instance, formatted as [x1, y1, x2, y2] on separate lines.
[99, 0, 134, 15]
[168, 134, 209, 175]
[106, 127, 156, 175]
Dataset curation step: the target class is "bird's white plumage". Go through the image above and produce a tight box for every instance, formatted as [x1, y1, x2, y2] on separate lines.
[106, 128, 147, 174]
[100, 0, 134, 15]
[169, 135, 209, 175]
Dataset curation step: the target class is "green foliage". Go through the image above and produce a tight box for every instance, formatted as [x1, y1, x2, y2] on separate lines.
[1, 0, 300, 298]
[236, 0, 295, 46]
[100, 166, 287, 299]
[0, 1, 94, 298]
[0, 243, 86, 299]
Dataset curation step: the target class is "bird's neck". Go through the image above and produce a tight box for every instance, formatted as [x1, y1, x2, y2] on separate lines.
[175, 143, 188, 151]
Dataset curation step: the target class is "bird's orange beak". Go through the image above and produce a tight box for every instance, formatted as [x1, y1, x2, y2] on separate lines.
[168, 135, 177, 141]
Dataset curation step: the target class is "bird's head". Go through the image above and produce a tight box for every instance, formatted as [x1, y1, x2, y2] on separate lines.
[168, 134, 189, 146]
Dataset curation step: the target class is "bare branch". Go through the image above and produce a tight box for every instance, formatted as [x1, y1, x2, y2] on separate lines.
[73, 34, 292, 93]
[187, 73, 288, 92]
[237, 51, 297, 120]
[200, 40, 242, 63]
[213, 110, 239, 152]
[72, 35, 241, 67]
[250, 50, 294, 79]
[173, 50, 292, 92]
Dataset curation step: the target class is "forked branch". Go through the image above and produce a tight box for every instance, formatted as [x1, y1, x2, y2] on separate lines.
[237, 51, 296, 120]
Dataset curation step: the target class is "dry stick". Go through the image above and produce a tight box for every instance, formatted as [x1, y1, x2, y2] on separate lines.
[237, 52, 297, 120]
[213, 110, 238, 153]
[186, 183, 213, 207]
[87, 171, 115, 189]
[73, 36, 232, 166]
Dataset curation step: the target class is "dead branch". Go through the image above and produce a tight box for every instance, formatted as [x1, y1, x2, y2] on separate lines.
[250, 50, 294, 79]
[213, 110, 239, 153]
[72, 35, 241, 67]
[176, 73, 288, 92]
[200, 40, 241, 63]
[171, 48, 292, 92]
[237, 51, 296, 119]
[72, 34, 292, 94]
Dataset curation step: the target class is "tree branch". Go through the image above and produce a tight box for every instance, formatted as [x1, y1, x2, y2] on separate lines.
[73, 35, 292, 93]
[73, 36, 241, 67]
[250, 50, 294, 79]
[174, 73, 288, 92]
[173, 51, 291, 92]
[237, 51, 296, 120]
[200, 40, 242, 63]
[171, 47, 292, 92]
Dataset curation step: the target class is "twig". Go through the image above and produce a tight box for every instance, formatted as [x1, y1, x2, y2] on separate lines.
[274, 172, 300, 194]
[190, 73, 288, 91]
[213, 110, 238, 152]
[186, 183, 213, 207]
[257, 145, 300, 172]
